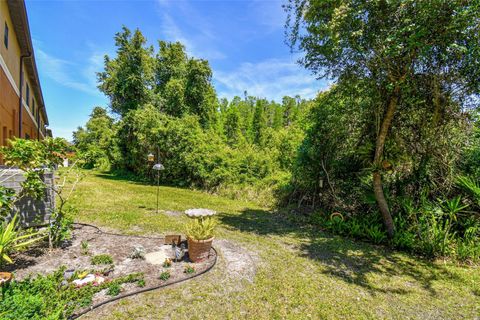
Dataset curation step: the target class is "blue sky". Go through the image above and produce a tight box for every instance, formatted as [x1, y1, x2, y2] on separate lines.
[26, 0, 328, 140]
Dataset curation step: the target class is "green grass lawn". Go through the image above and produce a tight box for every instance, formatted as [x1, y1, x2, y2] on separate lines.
[71, 171, 479, 319]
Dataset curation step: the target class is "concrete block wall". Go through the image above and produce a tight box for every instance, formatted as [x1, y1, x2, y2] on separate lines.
[0, 166, 55, 226]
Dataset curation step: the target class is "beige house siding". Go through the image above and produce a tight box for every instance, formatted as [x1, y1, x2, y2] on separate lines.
[0, 0, 21, 88]
[0, 0, 48, 147]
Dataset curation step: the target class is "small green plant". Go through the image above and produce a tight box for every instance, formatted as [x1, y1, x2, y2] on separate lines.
[91, 254, 113, 265]
[163, 258, 172, 268]
[457, 176, 480, 205]
[325, 214, 346, 235]
[159, 271, 170, 281]
[106, 282, 121, 296]
[365, 224, 387, 244]
[184, 265, 195, 274]
[137, 279, 146, 287]
[185, 217, 217, 240]
[81, 240, 89, 255]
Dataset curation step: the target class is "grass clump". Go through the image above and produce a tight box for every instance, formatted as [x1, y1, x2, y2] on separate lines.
[91, 254, 113, 265]
[106, 282, 121, 296]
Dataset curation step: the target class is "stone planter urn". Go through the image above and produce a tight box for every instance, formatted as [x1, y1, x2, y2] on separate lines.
[187, 236, 214, 262]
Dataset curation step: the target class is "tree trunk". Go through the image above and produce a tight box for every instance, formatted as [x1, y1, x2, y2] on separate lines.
[373, 86, 400, 238]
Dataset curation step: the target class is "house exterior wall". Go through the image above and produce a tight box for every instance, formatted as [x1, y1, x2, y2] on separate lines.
[0, 1, 21, 87]
[0, 1, 52, 225]
[0, 0, 47, 149]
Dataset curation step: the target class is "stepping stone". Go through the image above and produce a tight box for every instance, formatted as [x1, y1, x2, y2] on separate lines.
[144, 247, 174, 265]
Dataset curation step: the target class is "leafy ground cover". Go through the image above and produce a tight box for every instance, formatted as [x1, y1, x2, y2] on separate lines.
[71, 171, 479, 319]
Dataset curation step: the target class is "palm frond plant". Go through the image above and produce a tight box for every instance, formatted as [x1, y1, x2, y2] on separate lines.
[457, 176, 480, 206]
[0, 214, 45, 266]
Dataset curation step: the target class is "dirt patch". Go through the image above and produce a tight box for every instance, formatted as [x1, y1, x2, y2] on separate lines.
[215, 239, 257, 284]
[7, 224, 216, 314]
[163, 210, 183, 217]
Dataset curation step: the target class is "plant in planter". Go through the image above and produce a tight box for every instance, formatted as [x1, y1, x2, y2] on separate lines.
[184, 209, 217, 262]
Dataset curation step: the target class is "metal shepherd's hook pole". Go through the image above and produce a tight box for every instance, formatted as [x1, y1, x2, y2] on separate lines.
[156, 166, 160, 214]
[148, 148, 164, 215]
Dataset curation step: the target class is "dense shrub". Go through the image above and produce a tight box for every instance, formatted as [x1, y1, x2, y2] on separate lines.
[73, 107, 120, 171]
[288, 85, 480, 261]
[119, 105, 291, 199]
[311, 194, 480, 262]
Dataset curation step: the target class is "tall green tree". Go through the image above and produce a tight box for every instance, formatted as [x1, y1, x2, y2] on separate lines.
[286, 0, 480, 236]
[153, 41, 217, 127]
[252, 99, 268, 145]
[223, 106, 242, 146]
[184, 59, 217, 127]
[155, 41, 188, 88]
[98, 27, 154, 116]
[282, 96, 297, 127]
[73, 107, 119, 169]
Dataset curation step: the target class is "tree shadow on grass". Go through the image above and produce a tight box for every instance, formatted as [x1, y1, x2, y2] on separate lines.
[219, 208, 464, 297]
[94, 173, 152, 186]
[94, 172, 189, 191]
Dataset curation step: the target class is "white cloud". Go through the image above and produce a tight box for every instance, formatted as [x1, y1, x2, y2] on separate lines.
[214, 58, 330, 101]
[250, 0, 286, 33]
[35, 48, 103, 96]
[155, 1, 226, 60]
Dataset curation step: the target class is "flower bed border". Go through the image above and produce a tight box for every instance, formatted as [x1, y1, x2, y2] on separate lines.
[62, 223, 218, 319]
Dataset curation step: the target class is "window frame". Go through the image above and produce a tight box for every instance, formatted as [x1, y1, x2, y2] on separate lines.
[4, 22, 8, 49]
[26, 83, 30, 107]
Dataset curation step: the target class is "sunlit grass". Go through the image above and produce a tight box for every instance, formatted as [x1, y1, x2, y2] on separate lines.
[71, 171, 480, 319]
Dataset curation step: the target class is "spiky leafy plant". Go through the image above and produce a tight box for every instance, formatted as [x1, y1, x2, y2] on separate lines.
[457, 176, 480, 206]
[0, 214, 45, 266]
[185, 217, 217, 240]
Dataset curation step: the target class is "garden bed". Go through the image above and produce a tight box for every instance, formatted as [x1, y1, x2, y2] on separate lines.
[4, 224, 216, 318]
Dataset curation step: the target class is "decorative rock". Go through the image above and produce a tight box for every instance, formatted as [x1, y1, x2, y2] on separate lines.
[129, 245, 146, 259]
[72, 274, 105, 287]
[64, 269, 75, 280]
[145, 247, 174, 265]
